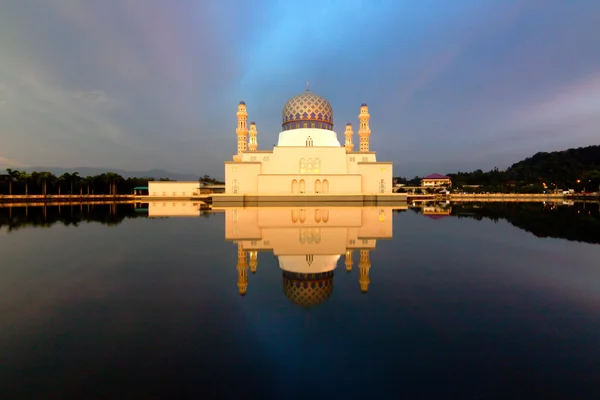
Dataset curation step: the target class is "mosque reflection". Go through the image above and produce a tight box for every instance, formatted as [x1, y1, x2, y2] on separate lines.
[223, 207, 403, 304]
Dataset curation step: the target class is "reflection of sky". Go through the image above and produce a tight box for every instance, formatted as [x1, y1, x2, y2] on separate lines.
[1, 209, 599, 397]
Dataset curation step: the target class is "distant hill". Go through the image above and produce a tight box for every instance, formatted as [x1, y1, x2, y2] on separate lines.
[23, 167, 201, 181]
[441, 145, 600, 190]
[506, 145, 600, 183]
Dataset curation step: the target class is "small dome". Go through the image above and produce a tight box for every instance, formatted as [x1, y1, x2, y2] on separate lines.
[282, 90, 333, 131]
[282, 271, 334, 309]
[250, 121, 256, 125]
[239, 101, 246, 105]
[361, 103, 368, 107]
[346, 122, 351, 126]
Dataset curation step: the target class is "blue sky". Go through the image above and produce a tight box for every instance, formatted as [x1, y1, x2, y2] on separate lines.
[0, 0, 599, 178]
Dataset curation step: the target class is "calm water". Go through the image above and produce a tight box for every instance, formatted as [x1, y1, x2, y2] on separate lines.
[1, 202, 599, 398]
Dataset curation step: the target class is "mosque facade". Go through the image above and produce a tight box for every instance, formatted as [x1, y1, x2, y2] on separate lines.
[220, 88, 396, 201]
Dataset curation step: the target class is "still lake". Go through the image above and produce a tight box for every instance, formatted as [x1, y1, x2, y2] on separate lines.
[1, 202, 599, 398]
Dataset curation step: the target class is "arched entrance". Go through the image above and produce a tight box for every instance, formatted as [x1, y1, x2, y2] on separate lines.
[299, 179, 306, 193]
[315, 179, 322, 193]
[292, 179, 298, 193]
[322, 179, 329, 193]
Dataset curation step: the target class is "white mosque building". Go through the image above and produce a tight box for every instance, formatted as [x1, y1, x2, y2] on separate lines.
[147, 87, 405, 205]
[214, 87, 403, 205]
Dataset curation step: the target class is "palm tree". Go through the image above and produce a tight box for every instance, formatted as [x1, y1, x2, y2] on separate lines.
[6, 168, 20, 195]
[83, 176, 93, 195]
[58, 172, 73, 195]
[71, 172, 81, 195]
[37, 172, 54, 196]
[19, 171, 31, 196]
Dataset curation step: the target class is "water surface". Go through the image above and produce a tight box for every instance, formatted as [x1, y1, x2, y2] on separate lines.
[1, 202, 599, 398]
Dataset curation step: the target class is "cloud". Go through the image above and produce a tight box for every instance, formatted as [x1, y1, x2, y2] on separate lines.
[72, 90, 112, 105]
[0, 156, 25, 168]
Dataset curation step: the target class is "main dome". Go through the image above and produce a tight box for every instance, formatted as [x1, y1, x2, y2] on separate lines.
[282, 90, 334, 131]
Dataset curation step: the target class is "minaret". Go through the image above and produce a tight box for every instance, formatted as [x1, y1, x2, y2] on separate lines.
[248, 122, 258, 152]
[358, 249, 371, 293]
[344, 123, 354, 152]
[249, 250, 258, 273]
[345, 250, 353, 272]
[234, 101, 248, 162]
[236, 242, 249, 296]
[358, 103, 371, 153]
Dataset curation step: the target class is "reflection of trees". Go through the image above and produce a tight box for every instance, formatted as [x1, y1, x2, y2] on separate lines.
[452, 202, 600, 244]
[0, 204, 148, 232]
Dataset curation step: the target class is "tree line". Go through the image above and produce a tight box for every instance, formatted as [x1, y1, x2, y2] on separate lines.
[395, 145, 600, 193]
[0, 169, 224, 195]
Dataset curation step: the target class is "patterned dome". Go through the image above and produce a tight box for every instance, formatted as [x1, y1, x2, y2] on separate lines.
[282, 91, 334, 131]
[282, 271, 334, 308]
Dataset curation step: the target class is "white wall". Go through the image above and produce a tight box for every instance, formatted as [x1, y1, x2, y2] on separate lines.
[357, 162, 393, 193]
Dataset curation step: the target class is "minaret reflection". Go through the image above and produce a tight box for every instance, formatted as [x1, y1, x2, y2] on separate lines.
[358, 250, 371, 293]
[345, 250, 353, 272]
[236, 242, 249, 296]
[249, 251, 258, 274]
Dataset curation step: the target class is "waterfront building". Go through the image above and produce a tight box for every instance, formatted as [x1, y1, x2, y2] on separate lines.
[146, 86, 404, 204]
[217, 87, 400, 204]
[421, 173, 452, 187]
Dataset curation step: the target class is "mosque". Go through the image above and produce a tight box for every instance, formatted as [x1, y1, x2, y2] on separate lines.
[213, 86, 404, 205]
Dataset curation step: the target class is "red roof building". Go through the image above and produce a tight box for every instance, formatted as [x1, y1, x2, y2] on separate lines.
[421, 173, 452, 187]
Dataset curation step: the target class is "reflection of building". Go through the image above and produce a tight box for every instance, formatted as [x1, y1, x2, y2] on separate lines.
[225, 207, 398, 306]
[421, 174, 452, 187]
[422, 205, 452, 219]
[214, 88, 404, 205]
[146, 201, 210, 217]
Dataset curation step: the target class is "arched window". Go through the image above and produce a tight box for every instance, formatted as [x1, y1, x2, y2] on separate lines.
[315, 208, 321, 222]
[232, 179, 239, 194]
[315, 179, 322, 193]
[299, 158, 306, 173]
[292, 179, 298, 193]
[314, 158, 320, 173]
[292, 209, 298, 223]
[307, 158, 313, 173]
[362, 157, 368, 162]
[322, 179, 329, 194]
[299, 179, 306, 193]
[305, 136, 313, 147]
[379, 179, 385, 193]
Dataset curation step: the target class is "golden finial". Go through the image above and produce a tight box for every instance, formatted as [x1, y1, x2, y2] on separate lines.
[306, 81, 309, 91]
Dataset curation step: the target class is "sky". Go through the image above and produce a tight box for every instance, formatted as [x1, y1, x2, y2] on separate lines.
[0, 0, 599, 179]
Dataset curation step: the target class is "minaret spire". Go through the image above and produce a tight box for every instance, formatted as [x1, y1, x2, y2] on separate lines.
[358, 103, 371, 153]
[234, 101, 249, 161]
[344, 123, 354, 152]
[248, 122, 258, 152]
